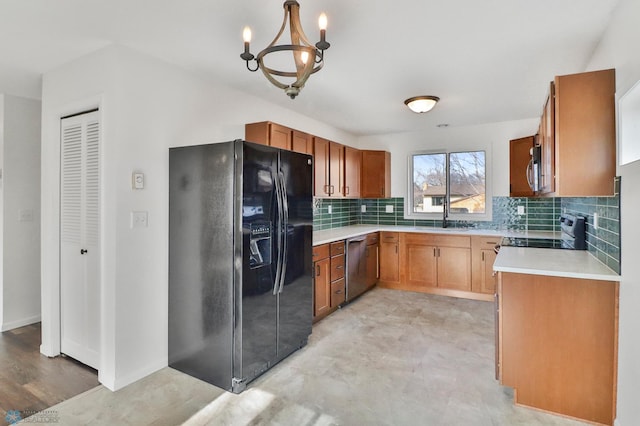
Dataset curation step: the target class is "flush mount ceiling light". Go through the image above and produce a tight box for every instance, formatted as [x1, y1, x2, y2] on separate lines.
[404, 96, 440, 113]
[240, 0, 330, 99]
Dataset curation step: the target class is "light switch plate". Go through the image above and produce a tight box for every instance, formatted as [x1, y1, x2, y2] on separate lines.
[19, 209, 34, 222]
[132, 172, 144, 189]
[385, 205, 393, 213]
[517, 205, 525, 215]
[327, 205, 332, 214]
[131, 211, 148, 228]
[361, 205, 367, 213]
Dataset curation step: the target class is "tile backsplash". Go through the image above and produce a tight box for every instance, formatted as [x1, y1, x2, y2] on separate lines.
[313, 194, 621, 274]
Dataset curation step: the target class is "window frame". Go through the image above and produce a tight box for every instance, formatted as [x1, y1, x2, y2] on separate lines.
[405, 147, 492, 222]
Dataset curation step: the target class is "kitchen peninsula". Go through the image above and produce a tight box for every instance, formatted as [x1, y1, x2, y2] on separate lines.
[494, 246, 620, 425]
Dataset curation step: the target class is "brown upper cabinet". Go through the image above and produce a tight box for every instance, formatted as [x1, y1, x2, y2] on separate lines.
[245, 121, 313, 155]
[509, 136, 535, 197]
[361, 150, 391, 198]
[247, 120, 389, 198]
[540, 69, 616, 196]
[245, 121, 292, 150]
[314, 137, 346, 198]
[292, 130, 313, 155]
[344, 146, 361, 198]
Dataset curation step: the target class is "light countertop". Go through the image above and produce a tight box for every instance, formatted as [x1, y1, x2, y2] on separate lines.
[313, 224, 558, 246]
[313, 225, 620, 281]
[494, 246, 620, 281]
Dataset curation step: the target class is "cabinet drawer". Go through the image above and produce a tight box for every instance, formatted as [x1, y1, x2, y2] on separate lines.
[313, 244, 330, 261]
[330, 255, 345, 281]
[330, 278, 345, 308]
[403, 233, 471, 248]
[366, 232, 379, 245]
[475, 236, 501, 247]
[380, 232, 399, 243]
[330, 241, 345, 256]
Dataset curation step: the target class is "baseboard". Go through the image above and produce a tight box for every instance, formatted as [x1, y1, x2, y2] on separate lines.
[1, 314, 41, 332]
[104, 357, 168, 392]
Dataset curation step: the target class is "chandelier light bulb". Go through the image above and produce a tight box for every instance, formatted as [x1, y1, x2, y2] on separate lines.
[318, 13, 328, 30]
[243, 27, 252, 43]
[301, 51, 309, 64]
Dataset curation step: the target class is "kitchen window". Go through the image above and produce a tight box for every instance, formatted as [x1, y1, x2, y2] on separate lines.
[406, 149, 491, 221]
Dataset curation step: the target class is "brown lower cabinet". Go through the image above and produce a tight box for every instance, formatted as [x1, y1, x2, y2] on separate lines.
[497, 272, 618, 425]
[471, 236, 500, 294]
[379, 232, 477, 298]
[379, 232, 399, 283]
[312, 244, 331, 319]
[378, 232, 495, 301]
[313, 240, 346, 322]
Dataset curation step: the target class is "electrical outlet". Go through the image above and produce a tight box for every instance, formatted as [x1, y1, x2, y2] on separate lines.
[361, 205, 366, 213]
[385, 205, 394, 213]
[517, 205, 525, 215]
[131, 211, 148, 228]
[327, 205, 332, 214]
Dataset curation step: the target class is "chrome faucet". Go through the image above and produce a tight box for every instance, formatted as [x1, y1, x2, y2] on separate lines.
[442, 197, 448, 228]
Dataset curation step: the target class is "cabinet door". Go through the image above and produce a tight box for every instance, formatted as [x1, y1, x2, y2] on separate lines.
[437, 246, 471, 291]
[313, 137, 330, 196]
[379, 241, 399, 283]
[344, 146, 361, 198]
[292, 130, 313, 155]
[404, 243, 438, 288]
[479, 248, 498, 294]
[329, 141, 345, 197]
[269, 123, 292, 150]
[509, 136, 535, 197]
[313, 258, 331, 317]
[244, 122, 270, 146]
[361, 150, 391, 198]
[539, 83, 556, 194]
[365, 244, 379, 287]
[554, 69, 615, 196]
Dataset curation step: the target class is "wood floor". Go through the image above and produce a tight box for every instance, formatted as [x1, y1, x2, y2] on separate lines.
[0, 323, 99, 422]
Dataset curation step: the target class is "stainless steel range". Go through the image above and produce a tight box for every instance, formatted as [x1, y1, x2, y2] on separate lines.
[501, 214, 587, 250]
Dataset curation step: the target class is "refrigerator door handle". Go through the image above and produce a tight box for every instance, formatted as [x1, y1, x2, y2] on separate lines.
[273, 170, 285, 296]
[278, 171, 289, 294]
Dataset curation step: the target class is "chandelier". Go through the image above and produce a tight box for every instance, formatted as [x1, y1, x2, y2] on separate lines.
[240, 1, 330, 99]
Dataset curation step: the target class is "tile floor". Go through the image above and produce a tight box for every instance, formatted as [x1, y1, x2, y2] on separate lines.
[34, 288, 588, 425]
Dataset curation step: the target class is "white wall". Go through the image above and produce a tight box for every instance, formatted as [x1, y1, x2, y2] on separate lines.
[355, 118, 539, 198]
[41, 44, 356, 391]
[585, 0, 640, 423]
[0, 95, 4, 329]
[0, 94, 41, 331]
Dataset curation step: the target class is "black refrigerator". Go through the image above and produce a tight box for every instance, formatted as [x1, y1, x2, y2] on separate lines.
[168, 140, 313, 393]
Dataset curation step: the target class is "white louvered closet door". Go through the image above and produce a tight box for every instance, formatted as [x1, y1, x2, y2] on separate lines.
[60, 110, 100, 369]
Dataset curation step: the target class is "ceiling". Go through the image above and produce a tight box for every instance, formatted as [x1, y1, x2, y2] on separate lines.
[0, 0, 619, 136]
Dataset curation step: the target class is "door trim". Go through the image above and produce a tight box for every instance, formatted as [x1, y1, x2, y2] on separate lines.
[40, 95, 110, 386]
